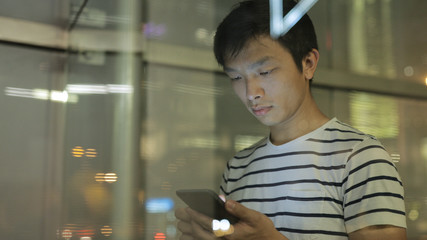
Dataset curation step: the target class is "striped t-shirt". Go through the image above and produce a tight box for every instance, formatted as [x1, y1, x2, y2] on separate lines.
[220, 118, 406, 240]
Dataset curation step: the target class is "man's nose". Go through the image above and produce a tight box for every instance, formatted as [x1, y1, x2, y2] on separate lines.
[246, 77, 264, 101]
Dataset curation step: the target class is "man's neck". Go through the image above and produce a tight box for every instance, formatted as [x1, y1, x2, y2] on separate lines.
[269, 108, 329, 146]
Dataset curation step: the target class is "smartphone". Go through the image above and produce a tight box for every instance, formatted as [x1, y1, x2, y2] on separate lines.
[176, 189, 239, 224]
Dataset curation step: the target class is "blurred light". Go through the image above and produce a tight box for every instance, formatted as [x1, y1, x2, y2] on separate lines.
[75, 229, 95, 237]
[270, 0, 318, 38]
[390, 153, 400, 163]
[66, 84, 107, 94]
[33, 89, 49, 100]
[180, 137, 220, 149]
[62, 229, 73, 239]
[173, 83, 222, 96]
[66, 84, 134, 94]
[234, 135, 264, 152]
[160, 181, 172, 191]
[421, 138, 427, 161]
[142, 80, 163, 91]
[104, 173, 118, 183]
[51, 90, 69, 102]
[154, 232, 166, 239]
[95, 173, 118, 183]
[143, 22, 166, 38]
[425, 76, 427, 86]
[101, 225, 113, 236]
[4, 87, 77, 103]
[71, 146, 98, 158]
[5, 87, 34, 98]
[212, 219, 231, 231]
[85, 148, 98, 158]
[107, 84, 134, 93]
[146, 198, 174, 213]
[408, 209, 419, 221]
[350, 92, 399, 138]
[212, 219, 234, 237]
[194, 28, 214, 46]
[403, 66, 414, 77]
[72, 146, 85, 158]
[195, 28, 208, 40]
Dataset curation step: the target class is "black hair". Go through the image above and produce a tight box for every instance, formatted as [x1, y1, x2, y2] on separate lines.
[213, 0, 318, 72]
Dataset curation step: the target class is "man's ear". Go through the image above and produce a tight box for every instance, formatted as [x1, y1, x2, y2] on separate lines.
[302, 49, 319, 80]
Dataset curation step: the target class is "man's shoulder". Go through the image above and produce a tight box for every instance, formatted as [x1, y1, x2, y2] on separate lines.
[233, 136, 269, 160]
[321, 119, 384, 144]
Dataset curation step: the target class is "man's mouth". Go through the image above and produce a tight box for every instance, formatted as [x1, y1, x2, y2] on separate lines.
[251, 106, 272, 116]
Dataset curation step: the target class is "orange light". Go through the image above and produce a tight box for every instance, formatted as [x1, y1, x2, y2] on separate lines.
[62, 229, 72, 239]
[101, 225, 113, 236]
[85, 148, 98, 158]
[154, 232, 166, 239]
[105, 173, 118, 183]
[75, 228, 95, 237]
[95, 173, 105, 182]
[72, 146, 85, 157]
[95, 173, 118, 183]
[160, 181, 172, 191]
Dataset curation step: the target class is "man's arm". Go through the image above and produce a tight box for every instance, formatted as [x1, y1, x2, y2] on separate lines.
[349, 225, 407, 240]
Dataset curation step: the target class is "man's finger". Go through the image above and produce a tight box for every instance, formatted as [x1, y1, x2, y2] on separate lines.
[225, 200, 254, 221]
[190, 220, 217, 240]
[177, 220, 194, 234]
[185, 207, 213, 231]
[179, 234, 195, 240]
[176, 207, 192, 221]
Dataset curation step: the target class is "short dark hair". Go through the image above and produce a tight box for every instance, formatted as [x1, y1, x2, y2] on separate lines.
[213, 0, 318, 72]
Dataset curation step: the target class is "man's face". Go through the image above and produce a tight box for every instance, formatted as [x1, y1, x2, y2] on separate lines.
[224, 36, 312, 129]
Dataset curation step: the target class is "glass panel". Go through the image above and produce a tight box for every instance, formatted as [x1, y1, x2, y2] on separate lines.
[61, 52, 141, 239]
[142, 63, 219, 238]
[0, 45, 65, 240]
[329, 0, 427, 85]
[61, 0, 142, 239]
[145, 0, 218, 49]
[0, 0, 65, 25]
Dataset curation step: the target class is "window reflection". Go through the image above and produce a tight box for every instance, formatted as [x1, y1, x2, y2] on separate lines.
[349, 92, 399, 138]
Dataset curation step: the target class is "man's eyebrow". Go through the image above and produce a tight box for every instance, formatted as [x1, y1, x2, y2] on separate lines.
[224, 56, 273, 73]
[248, 56, 272, 69]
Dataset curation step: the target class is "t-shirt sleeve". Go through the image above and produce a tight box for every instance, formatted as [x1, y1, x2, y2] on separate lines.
[219, 160, 231, 196]
[342, 136, 407, 233]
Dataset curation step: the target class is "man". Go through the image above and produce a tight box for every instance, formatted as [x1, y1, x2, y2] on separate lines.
[175, 0, 407, 239]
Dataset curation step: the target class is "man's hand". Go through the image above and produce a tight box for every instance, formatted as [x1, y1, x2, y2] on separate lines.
[175, 199, 288, 240]
[222, 200, 287, 240]
[175, 206, 218, 240]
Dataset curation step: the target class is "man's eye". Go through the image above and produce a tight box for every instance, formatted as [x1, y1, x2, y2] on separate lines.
[231, 76, 242, 81]
[260, 70, 272, 76]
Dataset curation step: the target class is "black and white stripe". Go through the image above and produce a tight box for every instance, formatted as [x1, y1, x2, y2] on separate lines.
[220, 118, 406, 240]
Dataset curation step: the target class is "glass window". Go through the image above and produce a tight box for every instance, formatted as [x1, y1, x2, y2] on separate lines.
[1, 0, 427, 239]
